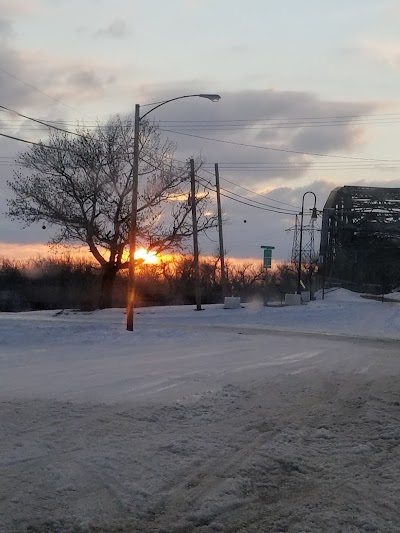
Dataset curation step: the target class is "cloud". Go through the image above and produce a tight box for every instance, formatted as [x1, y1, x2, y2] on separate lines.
[358, 40, 400, 69]
[0, 45, 47, 110]
[382, 3, 400, 20]
[0, 17, 13, 39]
[0, 0, 41, 16]
[94, 19, 128, 39]
[136, 86, 376, 188]
[0, 37, 121, 111]
[180, 0, 204, 14]
[67, 70, 105, 93]
[291, 123, 367, 154]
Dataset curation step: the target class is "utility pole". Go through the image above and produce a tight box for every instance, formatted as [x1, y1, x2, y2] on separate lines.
[214, 163, 228, 298]
[190, 158, 202, 311]
[126, 103, 140, 331]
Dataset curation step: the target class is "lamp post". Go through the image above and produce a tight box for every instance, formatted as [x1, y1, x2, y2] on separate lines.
[126, 93, 221, 331]
[297, 191, 318, 295]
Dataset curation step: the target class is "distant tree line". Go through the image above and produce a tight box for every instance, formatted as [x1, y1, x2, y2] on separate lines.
[0, 255, 302, 312]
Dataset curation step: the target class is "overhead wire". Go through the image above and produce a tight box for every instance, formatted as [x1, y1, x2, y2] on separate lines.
[202, 164, 398, 171]
[0, 105, 85, 137]
[2, 106, 400, 179]
[203, 184, 296, 215]
[0, 131, 46, 147]
[1, 108, 396, 173]
[217, 184, 298, 213]
[157, 111, 400, 122]
[3, 117, 400, 134]
[2, 104, 400, 164]
[200, 167, 300, 210]
[159, 128, 400, 163]
[4, 118, 400, 131]
[197, 175, 297, 216]
[156, 120, 400, 131]
[0, 64, 95, 121]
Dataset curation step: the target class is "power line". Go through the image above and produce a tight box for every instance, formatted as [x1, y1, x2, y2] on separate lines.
[202, 160, 397, 166]
[2, 107, 400, 164]
[157, 111, 400, 122]
[0, 105, 85, 138]
[0, 132, 188, 176]
[197, 177, 296, 215]
[217, 184, 298, 213]
[4, 117, 400, 134]
[0, 131, 45, 147]
[202, 165, 397, 169]
[157, 120, 400, 131]
[220, 175, 300, 209]
[3, 110, 400, 127]
[159, 128, 400, 163]
[200, 167, 300, 209]
[4, 110, 400, 125]
[5, 118, 400, 131]
[2, 107, 399, 173]
[0, 64, 94, 120]
[209, 187, 295, 215]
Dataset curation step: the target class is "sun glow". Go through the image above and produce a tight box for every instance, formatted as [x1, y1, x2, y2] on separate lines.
[134, 248, 160, 265]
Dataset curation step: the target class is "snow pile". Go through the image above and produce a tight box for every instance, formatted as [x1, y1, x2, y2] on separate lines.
[319, 287, 368, 302]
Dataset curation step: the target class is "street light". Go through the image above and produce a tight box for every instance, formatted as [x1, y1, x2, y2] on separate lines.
[297, 191, 318, 295]
[127, 93, 221, 330]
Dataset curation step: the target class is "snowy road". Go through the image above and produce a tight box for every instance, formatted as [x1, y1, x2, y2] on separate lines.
[1, 297, 400, 532]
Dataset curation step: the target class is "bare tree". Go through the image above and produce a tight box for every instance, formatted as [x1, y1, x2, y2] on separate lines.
[7, 115, 217, 308]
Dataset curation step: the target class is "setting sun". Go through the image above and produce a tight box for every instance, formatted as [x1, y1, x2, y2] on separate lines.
[134, 248, 160, 265]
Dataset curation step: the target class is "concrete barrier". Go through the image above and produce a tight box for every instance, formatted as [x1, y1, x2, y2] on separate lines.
[284, 293, 302, 306]
[301, 291, 311, 303]
[224, 297, 241, 309]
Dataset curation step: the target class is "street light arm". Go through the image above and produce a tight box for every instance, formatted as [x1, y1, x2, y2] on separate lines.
[139, 94, 221, 121]
[302, 191, 318, 220]
[302, 191, 317, 209]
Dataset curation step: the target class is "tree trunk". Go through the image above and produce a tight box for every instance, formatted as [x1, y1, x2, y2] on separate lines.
[99, 264, 118, 309]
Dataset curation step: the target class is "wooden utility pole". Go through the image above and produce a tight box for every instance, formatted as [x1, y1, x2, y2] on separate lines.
[190, 158, 202, 311]
[214, 163, 228, 298]
[126, 103, 140, 331]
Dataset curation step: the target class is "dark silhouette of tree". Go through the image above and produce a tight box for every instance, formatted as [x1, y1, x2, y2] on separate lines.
[7, 115, 217, 308]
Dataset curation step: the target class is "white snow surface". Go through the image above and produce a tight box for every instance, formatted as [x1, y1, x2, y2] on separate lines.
[0, 289, 400, 532]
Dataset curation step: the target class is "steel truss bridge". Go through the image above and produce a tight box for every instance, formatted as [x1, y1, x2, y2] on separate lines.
[320, 186, 400, 288]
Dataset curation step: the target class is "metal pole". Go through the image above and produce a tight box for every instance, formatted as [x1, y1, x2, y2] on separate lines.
[297, 198, 305, 295]
[190, 158, 202, 311]
[214, 163, 227, 299]
[297, 191, 317, 295]
[126, 104, 140, 330]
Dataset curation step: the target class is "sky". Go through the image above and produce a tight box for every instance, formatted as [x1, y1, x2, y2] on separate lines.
[1, 0, 400, 263]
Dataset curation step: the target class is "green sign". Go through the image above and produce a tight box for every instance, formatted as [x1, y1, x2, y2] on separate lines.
[261, 245, 275, 269]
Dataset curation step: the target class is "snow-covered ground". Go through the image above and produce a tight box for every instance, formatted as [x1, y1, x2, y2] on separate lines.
[0, 290, 399, 532]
